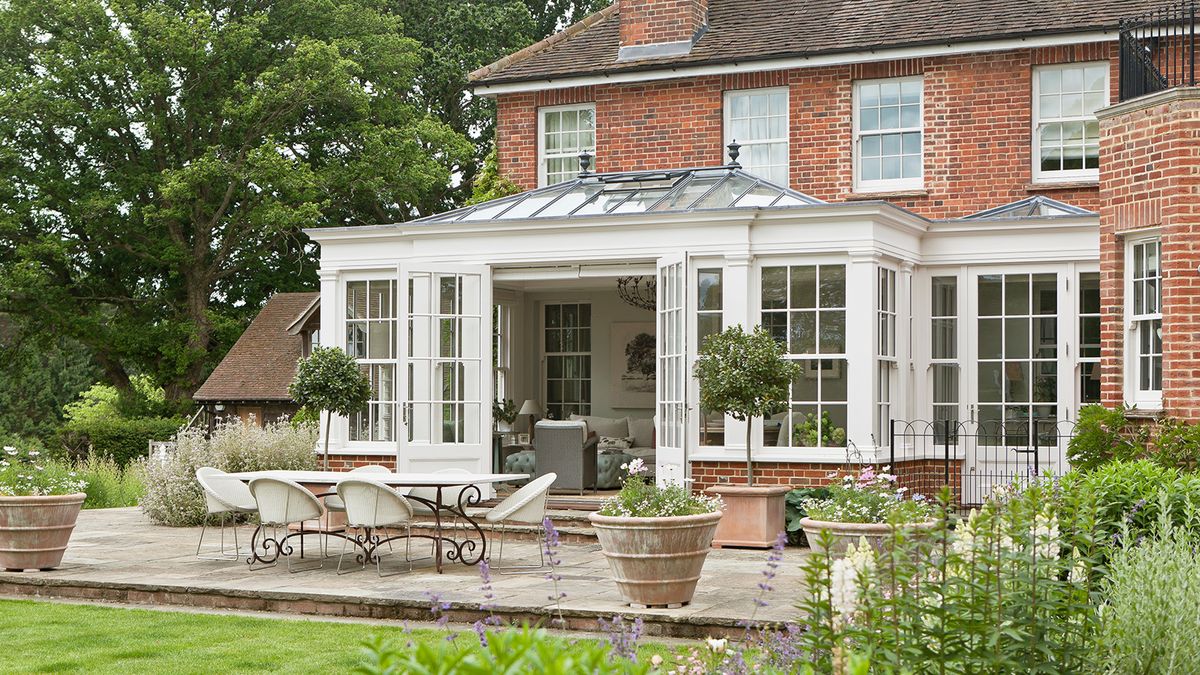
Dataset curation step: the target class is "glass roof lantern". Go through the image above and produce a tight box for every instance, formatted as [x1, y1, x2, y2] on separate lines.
[415, 162, 825, 225]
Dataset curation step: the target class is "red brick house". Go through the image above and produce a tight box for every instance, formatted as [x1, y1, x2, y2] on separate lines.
[305, 0, 1199, 502]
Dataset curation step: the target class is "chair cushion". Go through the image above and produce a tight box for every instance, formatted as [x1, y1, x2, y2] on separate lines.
[627, 417, 655, 448]
[598, 436, 634, 453]
[569, 414, 629, 439]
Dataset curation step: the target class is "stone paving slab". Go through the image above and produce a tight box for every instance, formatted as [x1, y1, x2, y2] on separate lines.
[0, 508, 809, 638]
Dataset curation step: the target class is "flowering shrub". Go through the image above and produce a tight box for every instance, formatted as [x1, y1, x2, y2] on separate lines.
[596, 459, 722, 518]
[801, 466, 934, 524]
[0, 443, 87, 496]
[140, 420, 317, 526]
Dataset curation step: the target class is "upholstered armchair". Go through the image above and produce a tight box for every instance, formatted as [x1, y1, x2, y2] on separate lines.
[533, 420, 598, 494]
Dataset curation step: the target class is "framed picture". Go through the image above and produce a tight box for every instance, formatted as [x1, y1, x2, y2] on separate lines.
[517, 433, 531, 445]
[610, 321, 656, 408]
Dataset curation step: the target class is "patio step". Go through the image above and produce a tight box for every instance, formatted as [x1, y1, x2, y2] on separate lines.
[407, 508, 599, 544]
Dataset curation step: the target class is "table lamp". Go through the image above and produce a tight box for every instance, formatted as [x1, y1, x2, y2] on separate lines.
[519, 399, 543, 441]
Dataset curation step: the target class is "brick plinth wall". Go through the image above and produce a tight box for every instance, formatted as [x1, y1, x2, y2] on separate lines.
[496, 44, 1115, 220]
[322, 454, 396, 471]
[1098, 88, 1200, 420]
[690, 459, 963, 504]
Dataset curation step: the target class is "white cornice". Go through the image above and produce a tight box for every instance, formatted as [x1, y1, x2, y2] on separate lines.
[472, 31, 1117, 96]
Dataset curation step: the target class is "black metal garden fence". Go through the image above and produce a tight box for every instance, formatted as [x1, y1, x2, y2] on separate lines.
[890, 418, 1076, 508]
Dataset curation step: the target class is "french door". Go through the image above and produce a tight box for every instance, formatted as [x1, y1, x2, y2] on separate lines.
[963, 268, 1070, 501]
[656, 254, 687, 486]
[398, 264, 492, 477]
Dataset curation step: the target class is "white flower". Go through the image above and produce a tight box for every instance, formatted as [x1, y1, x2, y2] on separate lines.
[705, 637, 727, 654]
[27, 450, 39, 457]
[650, 655, 663, 667]
[3, 447, 16, 456]
[624, 458, 647, 475]
[830, 538, 876, 620]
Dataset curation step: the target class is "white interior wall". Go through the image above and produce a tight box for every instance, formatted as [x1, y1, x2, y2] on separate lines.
[511, 285, 656, 422]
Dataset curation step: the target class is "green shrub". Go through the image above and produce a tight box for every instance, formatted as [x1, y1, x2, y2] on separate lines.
[1058, 460, 1200, 565]
[1067, 404, 1145, 471]
[76, 455, 145, 509]
[1097, 514, 1200, 674]
[59, 416, 184, 466]
[140, 420, 318, 526]
[1152, 416, 1200, 471]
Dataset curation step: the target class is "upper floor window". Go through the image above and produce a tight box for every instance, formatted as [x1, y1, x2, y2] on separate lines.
[1128, 237, 1162, 407]
[853, 77, 923, 192]
[724, 88, 789, 185]
[539, 104, 595, 187]
[1033, 63, 1107, 183]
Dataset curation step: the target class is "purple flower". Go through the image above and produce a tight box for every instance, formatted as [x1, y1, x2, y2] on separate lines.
[599, 615, 643, 661]
[543, 517, 567, 628]
[424, 591, 452, 635]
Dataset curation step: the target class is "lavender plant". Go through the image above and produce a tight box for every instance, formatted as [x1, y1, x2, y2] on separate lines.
[543, 517, 567, 628]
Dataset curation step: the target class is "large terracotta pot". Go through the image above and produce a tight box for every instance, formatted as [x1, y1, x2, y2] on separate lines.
[589, 510, 722, 608]
[0, 493, 86, 571]
[705, 484, 791, 548]
[799, 516, 938, 557]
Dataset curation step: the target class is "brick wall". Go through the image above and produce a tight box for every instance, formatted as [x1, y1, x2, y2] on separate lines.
[1098, 88, 1200, 420]
[690, 459, 960, 503]
[619, 0, 708, 47]
[494, 43, 1117, 219]
[324, 454, 396, 471]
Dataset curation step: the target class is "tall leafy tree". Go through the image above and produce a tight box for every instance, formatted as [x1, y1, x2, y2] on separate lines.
[0, 317, 100, 443]
[0, 0, 473, 400]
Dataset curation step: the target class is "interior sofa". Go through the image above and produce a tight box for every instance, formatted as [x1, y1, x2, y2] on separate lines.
[568, 414, 655, 471]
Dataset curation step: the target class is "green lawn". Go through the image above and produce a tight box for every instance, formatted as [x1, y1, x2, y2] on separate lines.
[0, 599, 677, 673]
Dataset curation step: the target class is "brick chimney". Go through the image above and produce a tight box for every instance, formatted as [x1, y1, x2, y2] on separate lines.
[618, 0, 708, 61]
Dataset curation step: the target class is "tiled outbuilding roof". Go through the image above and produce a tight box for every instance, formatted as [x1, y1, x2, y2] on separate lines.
[470, 0, 1145, 86]
[193, 292, 319, 403]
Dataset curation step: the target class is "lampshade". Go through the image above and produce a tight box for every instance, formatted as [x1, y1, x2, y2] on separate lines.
[518, 399, 543, 416]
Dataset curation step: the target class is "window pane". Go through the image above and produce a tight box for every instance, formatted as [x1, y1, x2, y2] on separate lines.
[698, 269, 723, 311]
[790, 266, 817, 309]
[762, 267, 787, 309]
[819, 265, 846, 308]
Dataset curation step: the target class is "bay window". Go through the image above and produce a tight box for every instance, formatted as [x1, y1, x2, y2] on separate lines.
[761, 264, 848, 448]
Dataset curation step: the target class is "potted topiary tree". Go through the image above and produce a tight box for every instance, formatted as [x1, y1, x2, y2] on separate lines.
[289, 346, 372, 470]
[693, 325, 801, 548]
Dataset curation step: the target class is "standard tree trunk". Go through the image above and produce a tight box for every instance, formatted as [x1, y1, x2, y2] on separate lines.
[746, 420, 755, 486]
[323, 409, 332, 470]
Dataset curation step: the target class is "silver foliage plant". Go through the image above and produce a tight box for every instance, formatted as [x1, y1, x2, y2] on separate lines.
[140, 419, 318, 526]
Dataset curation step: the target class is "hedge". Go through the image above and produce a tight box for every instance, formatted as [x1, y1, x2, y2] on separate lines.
[59, 417, 184, 466]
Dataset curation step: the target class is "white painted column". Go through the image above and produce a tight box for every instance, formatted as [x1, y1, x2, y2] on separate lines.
[722, 253, 754, 456]
[317, 268, 343, 453]
[845, 252, 878, 461]
[898, 261, 916, 427]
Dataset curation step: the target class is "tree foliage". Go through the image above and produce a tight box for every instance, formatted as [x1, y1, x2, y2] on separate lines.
[290, 346, 371, 468]
[693, 325, 801, 485]
[0, 0, 472, 400]
[0, 318, 100, 443]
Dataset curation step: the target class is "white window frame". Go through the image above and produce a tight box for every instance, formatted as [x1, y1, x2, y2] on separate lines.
[541, 301, 593, 420]
[1031, 62, 1108, 184]
[493, 302, 512, 404]
[876, 266, 897, 447]
[538, 103, 596, 187]
[1077, 270, 1102, 409]
[343, 277, 399, 445]
[723, 87, 789, 185]
[1125, 234, 1163, 409]
[853, 75, 924, 193]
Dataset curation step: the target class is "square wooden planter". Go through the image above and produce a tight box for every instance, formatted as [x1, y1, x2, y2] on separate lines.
[704, 484, 791, 548]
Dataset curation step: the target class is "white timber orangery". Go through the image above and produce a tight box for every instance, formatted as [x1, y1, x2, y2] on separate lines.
[307, 158, 1100, 498]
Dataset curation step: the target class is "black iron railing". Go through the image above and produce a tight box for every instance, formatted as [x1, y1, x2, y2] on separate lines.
[890, 419, 1076, 508]
[1119, 1, 1198, 101]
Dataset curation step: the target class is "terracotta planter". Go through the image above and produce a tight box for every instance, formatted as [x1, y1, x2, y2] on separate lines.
[705, 484, 791, 548]
[799, 517, 939, 556]
[589, 510, 722, 608]
[0, 493, 86, 571]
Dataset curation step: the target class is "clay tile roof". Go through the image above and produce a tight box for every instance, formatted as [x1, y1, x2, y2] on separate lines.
[470, 0, 1147, 86]
[193, 292, 320, 402]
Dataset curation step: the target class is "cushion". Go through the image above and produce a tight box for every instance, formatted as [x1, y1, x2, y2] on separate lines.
[536, 419, 588, 444]
[597, 436, 634, 453]
[569, 414, 629, 439]
[627, 417, 655, 449]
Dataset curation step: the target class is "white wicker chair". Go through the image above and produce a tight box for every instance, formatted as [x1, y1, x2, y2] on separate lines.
[248, 477, 326, 572]
[195, 467, 257, 561]
[485, 472, 557, 572]
[335, 479, 417, 577]
[322, 465, 391, 554]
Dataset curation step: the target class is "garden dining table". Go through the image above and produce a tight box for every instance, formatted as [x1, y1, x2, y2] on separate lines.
[227, 470, 528, 573]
